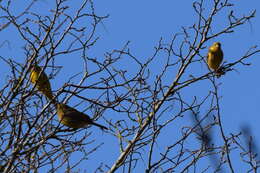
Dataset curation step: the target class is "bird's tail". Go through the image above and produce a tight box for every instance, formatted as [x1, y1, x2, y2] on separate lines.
[91, 122, 108, 130]
[41, 89, 58, 104]
[215, 68, 225, 78]
[45, 90, 54, 101]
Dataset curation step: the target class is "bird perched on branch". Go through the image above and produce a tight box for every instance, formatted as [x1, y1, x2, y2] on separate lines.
[29, 64, 54, 101]
[207, 42, 224, 77]
[56, 103, 108, 130]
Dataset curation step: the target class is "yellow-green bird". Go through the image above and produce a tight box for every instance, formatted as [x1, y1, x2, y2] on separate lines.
[29, 64, 54, 100]
[207, 42, 224, 77]
[56, 103, 108, 130]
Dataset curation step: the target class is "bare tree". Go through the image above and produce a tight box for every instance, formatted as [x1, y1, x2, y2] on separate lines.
[0, 0, 259, 172]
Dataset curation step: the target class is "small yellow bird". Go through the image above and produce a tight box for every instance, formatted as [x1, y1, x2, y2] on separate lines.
[207, 42, 224, 77]
[29, 64, 54, 100]
[56, 103, 108, 130]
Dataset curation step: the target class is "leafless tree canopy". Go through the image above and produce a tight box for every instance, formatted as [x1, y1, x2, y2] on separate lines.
[0, 0, 259, 172]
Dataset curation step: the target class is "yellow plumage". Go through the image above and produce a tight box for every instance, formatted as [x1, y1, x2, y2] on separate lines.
[56, 103, 108, 130]
[207, 42, 224, 77]
[29, 65, 54, 100]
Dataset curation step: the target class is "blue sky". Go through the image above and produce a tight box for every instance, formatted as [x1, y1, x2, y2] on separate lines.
[1, 0, 260, 172]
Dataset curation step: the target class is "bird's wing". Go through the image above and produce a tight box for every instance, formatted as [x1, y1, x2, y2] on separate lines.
[206, 52, 210, 63]
[63, 106, 92, 122]
[63, 105, 79, 113]
[219, 49, 224, 62]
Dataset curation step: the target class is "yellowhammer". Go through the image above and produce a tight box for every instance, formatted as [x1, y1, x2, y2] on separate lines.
[30, 64, 54, 100]
[56, 103, 108, 130]
[207, 42, 224, 77]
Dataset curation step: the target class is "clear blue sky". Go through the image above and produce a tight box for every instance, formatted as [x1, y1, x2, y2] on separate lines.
[0, 0, 260, 172]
